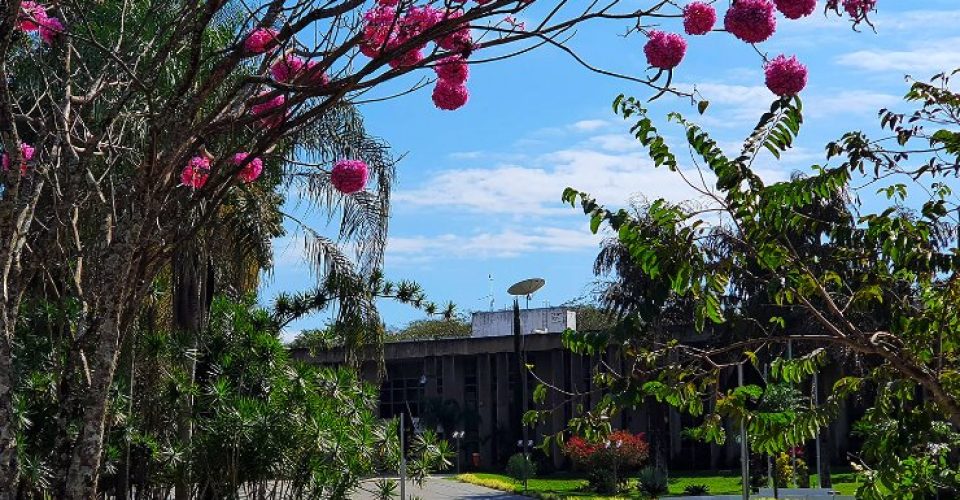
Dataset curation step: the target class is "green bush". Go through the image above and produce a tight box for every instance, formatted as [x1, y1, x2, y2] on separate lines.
[636, 466, 668, 499]
[775, 453, 794, 488]
[683, 483, 711, 495]
[586, 466, 620, 495]
[795, 458, 810, 488]
[506, 453, 537, 483]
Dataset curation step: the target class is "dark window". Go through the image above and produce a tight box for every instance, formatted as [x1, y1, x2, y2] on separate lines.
[379, 376, 425, 419]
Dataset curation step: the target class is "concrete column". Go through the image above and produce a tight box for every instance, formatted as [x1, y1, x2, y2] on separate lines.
[424, 356, 439, 398]
[478, 353, 494, 468]
[549, 349, 567, 469]
[442, 355, 461, 403]
[494, 352, 512, 467]
[669, 407, 683, 460]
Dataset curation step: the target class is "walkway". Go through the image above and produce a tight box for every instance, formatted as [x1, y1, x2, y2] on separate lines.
[351, 476, 529, 500]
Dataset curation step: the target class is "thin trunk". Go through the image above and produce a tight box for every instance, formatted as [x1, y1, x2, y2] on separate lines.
[63, 313, 124, 499]
[173, 245, 212, 500]
[61, 235, 146, 499]
[0, 330, 17, 500]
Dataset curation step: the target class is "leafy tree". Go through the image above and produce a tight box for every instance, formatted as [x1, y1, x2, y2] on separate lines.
[0, 0, 878, 496]
[558, 72, 960, 498]
[388, 314, 471, 342]
[16, 294, 453, 499]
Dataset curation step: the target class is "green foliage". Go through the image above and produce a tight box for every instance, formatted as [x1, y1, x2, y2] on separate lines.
[635, 467, 668, 499]
[388, 314, 471, 342]
[775, 453, 794, 488]
[13, 295, 452, 498]
[561, 73, 960, 498]
[683, 483, 710, 495]
[506, 453, 537, 483]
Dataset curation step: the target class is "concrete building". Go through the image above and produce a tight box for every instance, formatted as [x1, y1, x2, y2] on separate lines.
[291, 307, 861, 472]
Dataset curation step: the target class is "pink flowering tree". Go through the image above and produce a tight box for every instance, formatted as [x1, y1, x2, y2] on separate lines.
[0, 0, 880, 498]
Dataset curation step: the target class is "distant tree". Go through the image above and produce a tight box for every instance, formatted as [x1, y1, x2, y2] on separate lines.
[389, 314, 471, 342]
[559, 72, 960, 498]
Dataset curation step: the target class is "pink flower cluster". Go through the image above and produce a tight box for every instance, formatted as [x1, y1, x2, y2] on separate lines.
[774, 0, 817, 19]
[683, 2, 716, 35]
[180, 152, 265, 190]
[233, 153, 264, 183]
[724, 0, 777, 44]
[433, 56, 469, 110]
[764, 55, 808, 96]
[243, 28, 279, 55]
[1, 143, 35, 175]
[181, 156, 211, 189]
[331, 159, 369, 194]
[644, 30, 687, 70]
[270, 55, 329, 86]
[250, 92, 287, 129]
[656, 0, 836, 96]
[16, 2, 65, 44]
[360, 3, 477, 110]
[842, 0, 876, 20]
[360, 5, 441, 68]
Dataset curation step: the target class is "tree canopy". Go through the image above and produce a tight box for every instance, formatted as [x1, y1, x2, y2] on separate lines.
[558, 72, 960, 498]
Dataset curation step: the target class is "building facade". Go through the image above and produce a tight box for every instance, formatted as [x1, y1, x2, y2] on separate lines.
[292, 307, 861, 472]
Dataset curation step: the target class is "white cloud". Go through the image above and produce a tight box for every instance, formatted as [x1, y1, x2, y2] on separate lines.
[678, 82, 777, 125]
[387, 226, 603, 263]
[836, 37, 960, 73]
[394, 147, 719, 215]
[586, 133, 643, 153]
[872, 9, 960, 31]
[807, 90, 900, 118]
[570, 119, 612, 132]
[449, 150, 484, 160]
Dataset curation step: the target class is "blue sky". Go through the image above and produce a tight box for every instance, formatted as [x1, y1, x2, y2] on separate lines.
[263, 1, 960, 341]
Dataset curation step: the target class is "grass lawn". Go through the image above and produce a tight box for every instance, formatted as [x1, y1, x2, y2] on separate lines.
[455, 471, 862, 498]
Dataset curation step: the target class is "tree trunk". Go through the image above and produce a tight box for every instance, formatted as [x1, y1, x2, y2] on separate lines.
[62, 313, 124, 499]
[0, 331, 18, 500]
[60, 237, 146, 499]
[172, 245, 212, 500]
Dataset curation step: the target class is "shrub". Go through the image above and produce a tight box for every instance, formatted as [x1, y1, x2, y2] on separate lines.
[563, 430, 650, 493]
[795, 457, 810, 488]
[775, 453, 794, 488]
[683, 483, 710, 495]
[636, 466, 669, 499]
[505, 453, 537, 483]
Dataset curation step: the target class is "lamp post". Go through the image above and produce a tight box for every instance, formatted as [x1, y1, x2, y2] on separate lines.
[605, 439, 623, 492]
[452, 431, 465, 474]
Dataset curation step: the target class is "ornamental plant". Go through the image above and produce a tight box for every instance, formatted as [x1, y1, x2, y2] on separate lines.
[0, 0, 878, 497]
[563, 430, 649, 493]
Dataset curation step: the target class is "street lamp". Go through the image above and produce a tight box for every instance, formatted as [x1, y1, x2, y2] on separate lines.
[452, 431, 465, 474]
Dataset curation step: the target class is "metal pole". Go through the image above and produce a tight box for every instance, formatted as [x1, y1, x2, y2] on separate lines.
[813, 372, 822, 488]
[739, 363, 749, 500]
[400, 412, 406, 500]
[514, 299, 529, 460]
[788, 340, 796, 474]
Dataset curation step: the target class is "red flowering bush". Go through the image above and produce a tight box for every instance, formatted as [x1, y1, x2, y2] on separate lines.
[563, 430, 650, 493]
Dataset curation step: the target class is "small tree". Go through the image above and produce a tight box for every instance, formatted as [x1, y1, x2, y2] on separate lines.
[505, 453, 536, 490]
[563, 430, 649, 494]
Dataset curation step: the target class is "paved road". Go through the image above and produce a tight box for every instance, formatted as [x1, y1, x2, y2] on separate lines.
[351, 476, 529, 500]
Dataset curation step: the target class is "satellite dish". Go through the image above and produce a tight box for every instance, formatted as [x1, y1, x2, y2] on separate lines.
[507, 278, 545, 296]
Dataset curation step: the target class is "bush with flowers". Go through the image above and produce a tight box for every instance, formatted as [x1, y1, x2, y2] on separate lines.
[563, 430, 650, 494]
